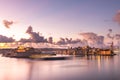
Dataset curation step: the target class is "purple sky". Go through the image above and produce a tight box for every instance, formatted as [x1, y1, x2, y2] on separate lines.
[0, 0, 120, 41]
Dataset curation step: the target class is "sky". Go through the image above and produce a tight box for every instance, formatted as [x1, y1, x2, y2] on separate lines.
[0, 0, 120, 47]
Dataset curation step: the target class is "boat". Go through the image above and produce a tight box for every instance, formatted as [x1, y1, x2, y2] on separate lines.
[30, 54, 71, 60]
[2, 46, 71, 60]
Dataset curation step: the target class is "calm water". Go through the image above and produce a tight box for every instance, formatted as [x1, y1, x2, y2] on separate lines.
[0, 53, 120, 80]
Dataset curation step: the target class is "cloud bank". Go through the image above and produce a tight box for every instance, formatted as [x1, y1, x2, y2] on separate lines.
[80, 32, 105, 47]
[0, 35, 15, 42]
[56, 38, 82, 45]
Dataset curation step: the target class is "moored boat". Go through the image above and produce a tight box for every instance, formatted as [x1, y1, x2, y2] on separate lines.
[30, 54, 71, 60]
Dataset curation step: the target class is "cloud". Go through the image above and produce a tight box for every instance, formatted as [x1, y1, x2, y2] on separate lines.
[114, 10, 120, 25]
[56, 37, 82, 45]
[26, 25, 33, 33]
[0, 35, 15, 42]
[107, 29, 114, 39]
[115, 34, 120, 40]
[20, 26, 47, 43]
[115, 34, 120, 46]
[80, 32, 97, 41]
[80, 32, 105, 47]
[108, 29, 112, 33]
[56, 38, 66, 45]
[3, 20, 14, 28]
[48, 37, 53, 44]
[55, 37, 90, 48]
[19, 38, 32, 43]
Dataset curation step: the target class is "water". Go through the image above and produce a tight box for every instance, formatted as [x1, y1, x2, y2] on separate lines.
[0, 54, 120, 80]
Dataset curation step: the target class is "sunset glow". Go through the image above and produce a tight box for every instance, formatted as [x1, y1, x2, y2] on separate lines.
[0, 0, 120, 48]
[13, 33, 30, 41]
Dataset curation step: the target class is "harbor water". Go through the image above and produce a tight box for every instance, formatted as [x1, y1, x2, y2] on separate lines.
[0, 53, 120, 80]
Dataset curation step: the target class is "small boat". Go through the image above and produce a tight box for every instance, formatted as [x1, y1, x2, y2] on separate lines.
[30, 54, 71, 60]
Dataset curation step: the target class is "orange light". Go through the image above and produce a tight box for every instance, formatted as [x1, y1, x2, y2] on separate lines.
[0, 43, 9, 48]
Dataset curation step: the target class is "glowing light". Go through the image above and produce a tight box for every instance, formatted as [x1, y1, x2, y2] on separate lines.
[0, 43, 5, 47]
[0, 43, 9, 48]
[13, 33, 30, 41]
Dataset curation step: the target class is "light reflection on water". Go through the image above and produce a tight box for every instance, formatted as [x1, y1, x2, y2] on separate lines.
[0, 54, 120, 80]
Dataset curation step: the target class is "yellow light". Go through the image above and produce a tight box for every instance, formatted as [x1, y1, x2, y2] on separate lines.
[0, 43, 9, 48]
[0, 43, 5, 47]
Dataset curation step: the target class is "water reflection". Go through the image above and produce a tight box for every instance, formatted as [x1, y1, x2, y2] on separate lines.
[0, 54, 120, 80]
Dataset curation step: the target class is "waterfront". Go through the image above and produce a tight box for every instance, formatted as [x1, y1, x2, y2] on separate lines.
[0, 53, 120, 80]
